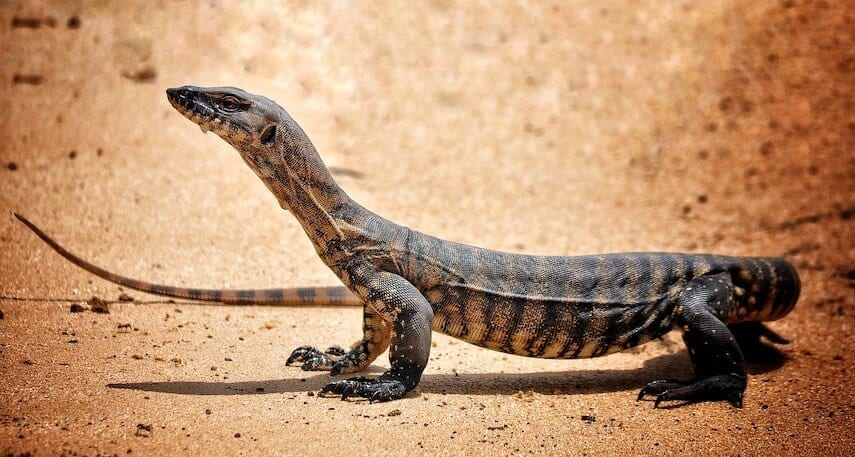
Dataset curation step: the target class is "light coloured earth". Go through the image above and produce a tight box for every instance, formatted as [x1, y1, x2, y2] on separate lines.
[0, 1, 852, 455]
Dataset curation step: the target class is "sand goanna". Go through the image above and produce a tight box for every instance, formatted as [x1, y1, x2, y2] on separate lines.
[16, 85, 801, 407]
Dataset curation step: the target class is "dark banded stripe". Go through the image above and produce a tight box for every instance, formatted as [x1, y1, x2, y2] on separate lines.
[265, 288, 285, 301]
[151, 285, 176, 296]
[327, 287, 350, 303]
[499, 298, 525, 353]
[761, 258, 779, 317]
[624, 303, 657, 349]
[237, 289, 256, 302]
[527, 301, 555, 357]
[748, 258, 769, 319]
[297, 287, 317, 302]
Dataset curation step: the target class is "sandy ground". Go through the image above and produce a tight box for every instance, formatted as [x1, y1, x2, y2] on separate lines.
[0, 1, 853, 455]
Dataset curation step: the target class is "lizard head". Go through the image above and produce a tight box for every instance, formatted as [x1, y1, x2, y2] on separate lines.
[166, 85, 296, 211]
[166, 85, 280, 152]
[166, 85, 338, 214]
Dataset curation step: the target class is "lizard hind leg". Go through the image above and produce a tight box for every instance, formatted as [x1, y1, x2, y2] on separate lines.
[729, 321, 789, 368]
[286, 306, 391, 374]
[638, 273, 748, 408]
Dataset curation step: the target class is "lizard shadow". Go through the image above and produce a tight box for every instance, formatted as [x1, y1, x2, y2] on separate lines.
[421, 343, 787, 397]
[107, 344, 786, 397]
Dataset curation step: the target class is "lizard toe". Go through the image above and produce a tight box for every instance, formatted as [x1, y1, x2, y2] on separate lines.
[286, 345, 319, 365]
[638, 379, 688, 401]
[287, 345, 339, 371]
[650, 374, 746, 408]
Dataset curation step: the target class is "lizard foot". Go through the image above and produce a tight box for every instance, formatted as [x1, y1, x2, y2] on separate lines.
[319, 375, 407, 403]
[637, 379, 687, 400]
[638, 374, 746, 408]
[286, 345, 346, 371]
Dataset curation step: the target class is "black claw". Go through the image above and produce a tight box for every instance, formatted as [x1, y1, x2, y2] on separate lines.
[319, 381, 340, 395]
[638, 379, 686, 402]
[286, 345, 318, 365]
[287, 344, 344, 372]
[340, 384, 353, 400]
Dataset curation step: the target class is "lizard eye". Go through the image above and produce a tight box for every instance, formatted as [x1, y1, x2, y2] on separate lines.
[219, 96, 242, 113]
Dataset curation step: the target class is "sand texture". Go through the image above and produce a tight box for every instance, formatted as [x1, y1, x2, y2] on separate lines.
[0, 1, 853, 455]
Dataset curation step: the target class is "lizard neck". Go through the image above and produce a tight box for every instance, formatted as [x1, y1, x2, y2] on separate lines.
[258, 119, 370, 263]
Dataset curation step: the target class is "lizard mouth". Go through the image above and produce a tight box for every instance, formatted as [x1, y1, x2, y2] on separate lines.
[167, 87, 215, 126]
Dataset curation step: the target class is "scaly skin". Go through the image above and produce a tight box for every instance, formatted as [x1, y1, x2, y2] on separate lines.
[17, 85, 801, 408]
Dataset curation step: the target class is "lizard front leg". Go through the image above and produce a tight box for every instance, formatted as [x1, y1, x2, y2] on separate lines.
[286, 305, 391, 375]
[320, 270, 433, 402]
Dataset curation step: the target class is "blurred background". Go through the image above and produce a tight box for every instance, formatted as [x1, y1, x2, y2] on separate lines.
[0, 1, 851, 454]
[1, 0, 851, 297]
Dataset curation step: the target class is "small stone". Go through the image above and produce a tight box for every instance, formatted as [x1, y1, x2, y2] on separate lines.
[70, 303, 88, 313]
[87, 296, 110, 314]
[66, 16, 81, 29]
[6, 162, 17, 171]
[387, 409, 402, 417]
[121, 66, 158, 83]
[118, 293, 134, 302]
[0, 309, 4, 319]
[234, 432, 241, 438]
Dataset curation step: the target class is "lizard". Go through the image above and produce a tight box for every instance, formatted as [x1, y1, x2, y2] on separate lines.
[16, 85, 801, 408]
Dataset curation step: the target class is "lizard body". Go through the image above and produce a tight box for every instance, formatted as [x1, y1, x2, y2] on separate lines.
[18, 86, 801, 407]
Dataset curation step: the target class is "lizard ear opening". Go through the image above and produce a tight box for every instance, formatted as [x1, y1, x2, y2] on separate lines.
[260, 124, 277, 146]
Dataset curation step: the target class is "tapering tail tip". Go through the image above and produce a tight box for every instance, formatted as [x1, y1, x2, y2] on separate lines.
[13, 212, 35, 230]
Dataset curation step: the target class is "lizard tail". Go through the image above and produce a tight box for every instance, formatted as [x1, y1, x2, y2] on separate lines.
[13, 213, 360, 306]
